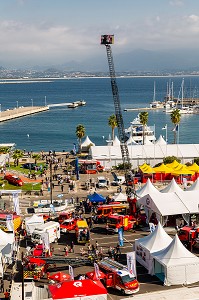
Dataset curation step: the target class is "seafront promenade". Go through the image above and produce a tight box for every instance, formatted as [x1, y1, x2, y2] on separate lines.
[0, 106, 49, 122]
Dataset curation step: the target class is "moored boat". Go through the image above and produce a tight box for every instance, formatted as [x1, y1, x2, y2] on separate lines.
[67, 102, 79, 108]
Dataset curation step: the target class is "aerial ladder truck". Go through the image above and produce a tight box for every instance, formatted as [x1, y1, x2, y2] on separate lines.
[101, 34, 135, 195]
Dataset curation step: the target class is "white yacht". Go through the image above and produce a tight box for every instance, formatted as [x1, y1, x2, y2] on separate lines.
[67, 102, 79, 108]
[125, 114, 156, 144]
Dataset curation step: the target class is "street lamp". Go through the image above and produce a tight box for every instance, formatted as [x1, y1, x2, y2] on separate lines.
[16, 101, 18, 109]
[0, 103, 1, 112]
[31, 99, 33, 108]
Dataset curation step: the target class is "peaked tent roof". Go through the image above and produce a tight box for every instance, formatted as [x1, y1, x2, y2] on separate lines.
[126, 135, 137, 145]
[87, 192, 106, 203]
[186, 177, 199, 191]
[49, 271, 71, 282]
[187, 162, 199, 173]
[136, 178, 160, 198]
[155, 135, 167, 145]
[81, 136, 95, 147]
[143, 136, 153, 145]
[160, 178, 183, 193]
[112, 192, 127, 202]
[171, 165, 195, 176]
[153, 163, 172, 174]
[166, 160, 181, 169]
[112, 136, 120, 146]
[0, 229, 14, 246]
[152, 234, 199, 267]
[136, 222, 172, 253]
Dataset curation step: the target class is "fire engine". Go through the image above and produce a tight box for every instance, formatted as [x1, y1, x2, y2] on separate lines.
[60, 218, 77, 233]
[79, 159, 104, 174]
[106, 214, 136, 233]
[96, 203, 129, 223]
[178, 225, 199, 249]
[86, 257, 139, 295]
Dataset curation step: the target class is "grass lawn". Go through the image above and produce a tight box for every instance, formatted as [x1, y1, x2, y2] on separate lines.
[6, 162, 47, 176]
[0, 181, 41, 191]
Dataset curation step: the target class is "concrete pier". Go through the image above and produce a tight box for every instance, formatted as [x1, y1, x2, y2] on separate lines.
[0, 106, 49, 122]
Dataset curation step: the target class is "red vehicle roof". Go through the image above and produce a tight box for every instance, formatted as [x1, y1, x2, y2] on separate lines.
[49, 279, 107, 299]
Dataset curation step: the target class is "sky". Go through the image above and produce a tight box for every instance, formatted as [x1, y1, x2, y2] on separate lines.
[1, 0, 199, 68]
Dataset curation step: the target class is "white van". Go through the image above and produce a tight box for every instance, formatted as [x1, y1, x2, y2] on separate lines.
[31, 221, 60, 244]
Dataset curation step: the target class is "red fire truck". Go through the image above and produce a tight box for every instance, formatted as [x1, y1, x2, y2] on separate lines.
[86, 258, 139, 295]
[96, 203, 129, 223]
[178, 225, 199, 249]
[106, 214, 136, 233]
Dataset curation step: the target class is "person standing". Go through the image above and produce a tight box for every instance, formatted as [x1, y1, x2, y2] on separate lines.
[4, 289, 10, 300]
[70, 241, 74, 253]
[64, 245, 69, 256]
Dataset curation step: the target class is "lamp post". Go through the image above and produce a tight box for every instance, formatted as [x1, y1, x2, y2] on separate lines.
[31, 99, 33, 108]
[45, 96, 47, 107]
[0, 103, 1, 112]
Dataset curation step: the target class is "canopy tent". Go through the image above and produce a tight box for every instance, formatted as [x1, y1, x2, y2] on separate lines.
[153, 163, 172, 174]
[112, 192, 127, 203]
[126, 135, 137, 145]
[0, 154, 9, 167]
[139, 164, 156, 174]
[160, 178, 183, 193]
[151, 235, 199, 286]
[166, 160, 181, 169]
[49, 279, 107, 300]
[136, 178, 160, 198]
[87, 192, 106, 203]
[187, 163, 199, 173]
[171, 165, 195, 176]
[135, 222, 172, 273]
[186, 177, 199, 191]
[143, 136, 154, 145]
[138, 190, 199, 225]
[155, 135, 167, 145]
[25, 215, 44, 235]
[49, 271, 71, 282]
[112, 136, 120, 146]
[81, 136, 95, 152]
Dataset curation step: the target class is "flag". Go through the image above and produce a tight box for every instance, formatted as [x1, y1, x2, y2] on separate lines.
[126, 251, 137, 277]
[69, 265, 74, 280]
[94, 262, 100, 280]
[73, 143, 77, 155]
[162, 125, 167, 130]
[12, 193, 20, 215]
[172, 124, 179, 132]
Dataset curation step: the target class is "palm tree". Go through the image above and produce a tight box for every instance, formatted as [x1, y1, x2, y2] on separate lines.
[76, 124, 86, 153]
[12, 149, 24, 166]
[32, 153, 41, 164]
[171, 108, 181, 144]
[139, 112, 148, 145]
[108, 114, 118, 141]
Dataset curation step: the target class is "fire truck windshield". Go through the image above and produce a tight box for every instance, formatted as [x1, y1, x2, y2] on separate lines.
[121, 274, 136, 283]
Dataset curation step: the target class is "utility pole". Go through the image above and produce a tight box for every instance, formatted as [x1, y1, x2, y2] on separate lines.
[21, 252, 24, 300]
[50, 160, 53, 204]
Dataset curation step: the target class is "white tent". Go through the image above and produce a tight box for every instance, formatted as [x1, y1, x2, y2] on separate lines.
[81, 136, 95, 152]
[186, 177, 199, 191]
[135, 222, 172, 273]
[151, 235, 199, 286]
[136, 178, 160, 198]
[143, 136, 153, 145]
[112, 192, 127, 203]
[160, 178, 183, 193]
[0, 229, 14, 246]
[126, 135, 137, 145]
[155, 135, 167, 145]
[112, 136, 120, 146]
[25, 214, 44, 235]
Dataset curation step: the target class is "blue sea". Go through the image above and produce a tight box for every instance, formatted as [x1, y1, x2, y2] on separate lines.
[0, 76, 199, 152]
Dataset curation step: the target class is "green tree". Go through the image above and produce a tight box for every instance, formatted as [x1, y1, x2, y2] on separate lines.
[32, 153, 41, 164]
[12, 149, 24, 166]
[76, 124, 86, 153]
[170, 109, 181, 144]
[163, 156, 181, 164]
[139, 112, 148, 145]
[108, 114, 118, 141]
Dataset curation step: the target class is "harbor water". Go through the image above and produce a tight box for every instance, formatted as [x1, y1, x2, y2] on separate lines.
[0, 76, 199, 152]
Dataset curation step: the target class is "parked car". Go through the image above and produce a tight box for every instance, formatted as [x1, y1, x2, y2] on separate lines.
[22, 163, 37, 170]
[97, 176, 108, 188]
[4, 174, 23, 186]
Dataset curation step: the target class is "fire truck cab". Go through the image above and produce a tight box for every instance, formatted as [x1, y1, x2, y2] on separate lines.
[87, 258, 139, 295]
[106, 214, 135, 233]
[178, 225, 199, 248]
[96, 203, 129, 223]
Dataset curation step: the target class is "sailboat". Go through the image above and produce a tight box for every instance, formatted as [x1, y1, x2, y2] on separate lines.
[149, 81, 162, 108]
[177, 78, 194, 114]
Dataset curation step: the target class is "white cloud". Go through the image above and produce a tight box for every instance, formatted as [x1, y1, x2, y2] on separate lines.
[169, 0, 184, 6]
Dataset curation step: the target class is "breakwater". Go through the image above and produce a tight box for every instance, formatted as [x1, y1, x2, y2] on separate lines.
[0, 106, 49, 122]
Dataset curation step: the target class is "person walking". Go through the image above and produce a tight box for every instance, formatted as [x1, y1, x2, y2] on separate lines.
[70, 241, 74, 253]
[4, 289, 10, 300]
[64, 245, 69, 256]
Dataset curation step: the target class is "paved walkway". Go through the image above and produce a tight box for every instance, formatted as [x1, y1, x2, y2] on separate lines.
[121, 286, 199, 300]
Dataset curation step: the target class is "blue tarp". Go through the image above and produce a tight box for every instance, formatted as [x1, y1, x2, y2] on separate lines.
[87, 192, 106, 203]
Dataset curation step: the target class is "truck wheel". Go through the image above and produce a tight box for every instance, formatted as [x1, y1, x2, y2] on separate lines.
[121, 289, 125, 295]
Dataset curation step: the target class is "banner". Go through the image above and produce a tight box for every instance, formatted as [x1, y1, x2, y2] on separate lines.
[41, 232, 50, 251]
[118, 227, 124, 246]
[69, 264, 74, 280]
[94, 262, 100, 280]
[12, 193, 20, 215]
[126, 251, 137, 277]
[6, 214, 14, 232]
